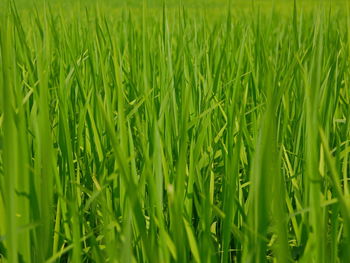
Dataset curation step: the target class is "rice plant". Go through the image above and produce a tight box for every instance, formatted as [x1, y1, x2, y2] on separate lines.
[1, 0, 350, 262]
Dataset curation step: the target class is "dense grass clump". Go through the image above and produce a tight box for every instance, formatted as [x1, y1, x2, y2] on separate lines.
[1, 1, 350, 262]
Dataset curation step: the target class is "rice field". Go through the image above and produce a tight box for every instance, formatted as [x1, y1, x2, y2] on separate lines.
[1, 0, 350, 262]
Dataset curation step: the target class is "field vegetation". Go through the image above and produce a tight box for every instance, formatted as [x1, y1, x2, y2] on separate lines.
[1, 0, 350, 262]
